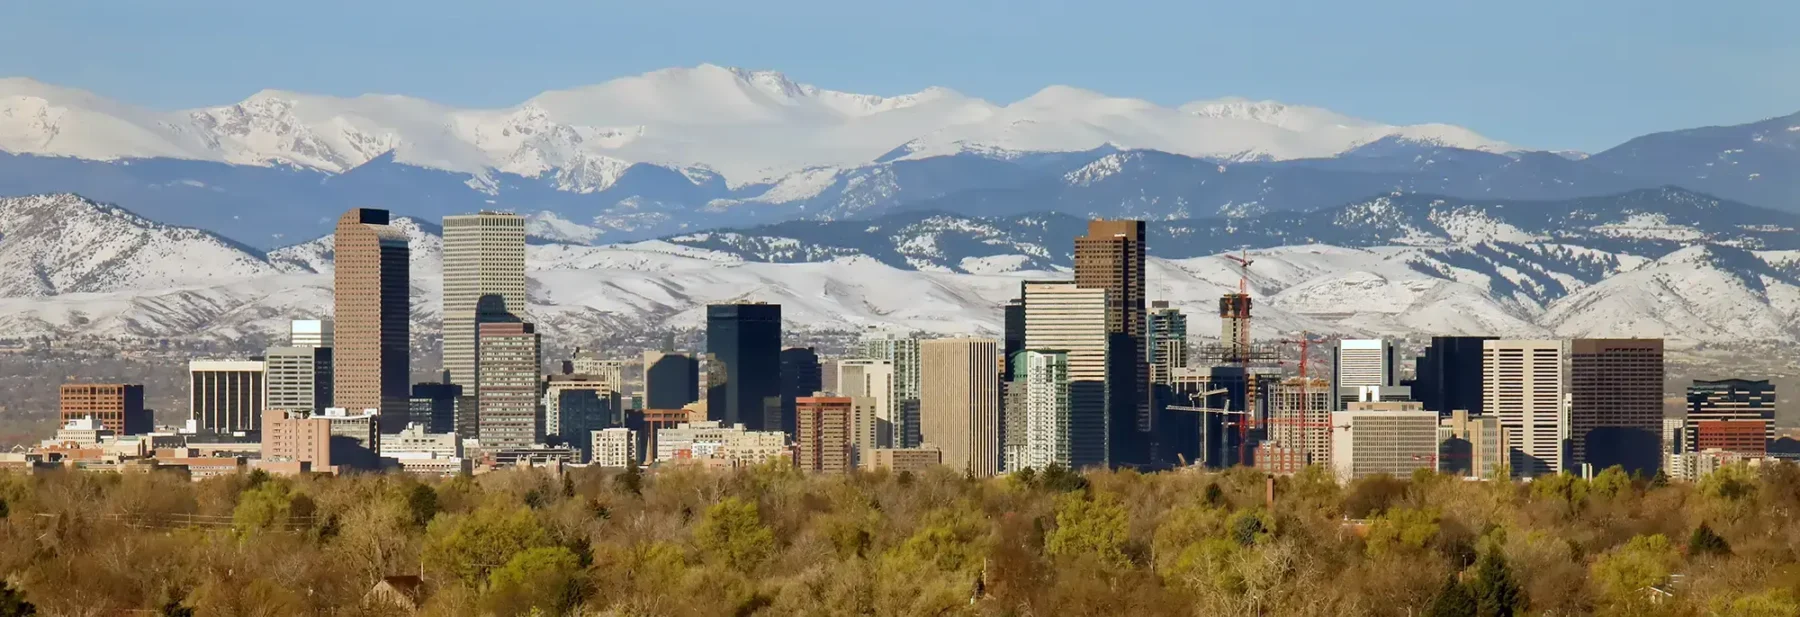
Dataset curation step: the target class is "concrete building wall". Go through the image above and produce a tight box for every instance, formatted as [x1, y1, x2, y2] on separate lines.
[919, 339, 1001, 477]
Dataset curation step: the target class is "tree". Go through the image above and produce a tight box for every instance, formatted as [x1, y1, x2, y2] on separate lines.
[1470, 544, 1523, 617]
[1425, 574, 1475, 617]
[1688, 522, 1731, 557]
[232, 481, 296, 535]
[1590, 534, 1677, 602]
[1046, 492, 1130, 567]
[1589, 466, 1632, 500]
[696, 497, 775, 572]
[1365, 508, 1441, 557]
[0, 581, 33, 617]
[424, 505, 552, 585]
[615, 458, 644, 496]
[405, 483, 439, 528]
[484, 546, 584, 615]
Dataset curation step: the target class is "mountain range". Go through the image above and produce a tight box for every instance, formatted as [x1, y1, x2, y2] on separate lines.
[4, 66, 1796, 250]
[7, 188, 1800, 360]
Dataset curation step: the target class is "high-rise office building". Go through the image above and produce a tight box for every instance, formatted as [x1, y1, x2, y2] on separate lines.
[290, 319, 333, 348]
[264, 346, 333, 414]
[1483, 340, 1567, 477]
[1004, 298, 1026, 375]
[1022, 281, 1110, 468]
[1685, 379, 1775, 455]
[1568, 339, 1664, 475]
[643, 350, 700, 410]
[796, 396, 855, 474]
[1074, 219, 1148, 466]
[706, 304, 782, 432]
[333, 208, 411, 433]
[1331, 408, 1441, 483]
[477, 322, 542, 449]
[190, 360, 266, 433]
[441, 212, 527, 394]
[543, 374, 618, 460]
[1415, 336, 1496, 417]
[861, 333, 923, 447]
[1438, 410, 1509, 479]
[837, 359, 895, 447]
[780, 347, 823, 437]
[1014, 349, 1071, 471]
[59, 384, 149, 435]
[919, 338, 1001, 477]
[1332, 339, 1399, 410]
[409, 382, 462, 434]
[1146, 302, 1188, 384]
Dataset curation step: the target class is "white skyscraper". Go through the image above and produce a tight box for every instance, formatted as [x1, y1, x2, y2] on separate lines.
[1483, 339, 1568, 477]
[1333, 339, 1398, 409]
[441, 212, 527, 392]
[290, 319, 332, 348]
[1016, 349, 1071, 471]
[837, 359, 895, 448]
[1022, 281, 1109, 468]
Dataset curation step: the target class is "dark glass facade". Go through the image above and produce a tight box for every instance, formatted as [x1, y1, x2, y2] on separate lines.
[1414, 336, 1495, 416]
[706, 303, 782, 431]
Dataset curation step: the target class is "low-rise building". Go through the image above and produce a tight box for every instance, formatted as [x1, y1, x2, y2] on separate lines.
[867, 447, 941, 474]
[591, 427, 638, 468]
[654, 421, 787, 466]
[1331, 409, 1441, 483]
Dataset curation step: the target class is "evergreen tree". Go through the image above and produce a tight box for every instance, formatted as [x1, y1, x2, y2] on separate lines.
[1471, 547, 1523, 617]
[1688, 522, 1731, 557]
[1425, 575, 1476, 617]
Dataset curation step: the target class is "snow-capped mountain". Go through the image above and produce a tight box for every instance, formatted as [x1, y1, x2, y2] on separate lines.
[0, 66, 1513, 187]
[7, 189, 1800, 355]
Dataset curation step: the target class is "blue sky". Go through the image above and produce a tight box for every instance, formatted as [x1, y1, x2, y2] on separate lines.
[2, 0, 1795, 153]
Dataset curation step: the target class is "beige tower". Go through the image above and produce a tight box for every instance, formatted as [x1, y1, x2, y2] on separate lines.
[333, 208, 410, 432]
[1483, 339, 1568, 477]
[442, 212, 527, 393]
[1022, 281, 1110, 468]
[919, 338, 1001, 477]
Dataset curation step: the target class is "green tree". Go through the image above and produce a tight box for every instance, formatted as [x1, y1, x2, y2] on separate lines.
[424, 505, 552, 585]
[1046, 492, 1130, 567]
[1688, 522, 1731, 557]
[1425, 574, 1476, 617]
[615, 458, 644, 496]
[696, 497, 776, 572]
[405, 483, 439, 528]
[1365, 507, 1441, 557]
[1470, 543, 1523, 617]
[1590, 534, 1677, 602]
[1589, 466, 1632, 500]
[231, 481, 295, 535]
[484, 546, 583, 615]
[1227, 509, 1270, 547]
[0, 580, 33, 617]
[1711, 589, 1800, 617]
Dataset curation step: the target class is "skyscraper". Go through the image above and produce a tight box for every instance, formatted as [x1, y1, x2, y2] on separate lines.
[643, 350, 700, 410]
[442, 212, 527, 394]
[706, 304, 782, 432]
[919, 338, 1001, 477]
[1568, 339, 1664, 475]
[1686, 379, 1775, 455]
[1004, 298, 1026, 376]
[264, 346, 334, 414]
[1014, 349, 1071, 471]
[1146, 302, 1188, 384]
[780, 347, 823, 437]
[1022, 281, 1110, 469]
[1415, 336, 1496, 416]
[290, 319, 333, 348]
[190, 360, 266, 433]
[333, 208, 411, 432]
[1484, 340, 1567, 477]
[477, 322, 542, 449]
[861, 334, 923, 447]
[837, 359, 896, 447]
[1074, 219, 1148, 466]
[409, 382, 462, 434]
[796, 396, 854, 474]
[1332, 339, 1398, 410]
[59, 384, 149, 435]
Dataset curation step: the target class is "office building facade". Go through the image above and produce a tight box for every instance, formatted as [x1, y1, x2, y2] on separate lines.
[1686, 379, 1774, 455]
[1439, 410, 1509, 479]
[190, 360, 266, 433]
[1074, 219, 1148, 465]
[1484, 340, 1567, 477]
[1014, 349, 1071, 471]
[643, 350, 700, 410]
[1333, 339, 1399, 410]
[796, 396, 855, 474]
[332, 208, 411, 432]
[1415, 336, 1496, 417]
[1567, 339, 1664, 475]
[706, 304, 782, 432]
[59, 384, 149, 435]
[409, 382, 462, 434]
[919, 338, 1002, 477]
[290, 319, 332, 348]
[1331, 408, 1441, 483]
[837, 359, 896, 448]
[590, 427, 638, 468]
[1022, 281, 1110, 468]
[441, 212, 527, 393]
[476, 322, 542, 449]
[779, 347, 822, 438]
[264, 346, 333, 414]
[860, 334, 923, 447]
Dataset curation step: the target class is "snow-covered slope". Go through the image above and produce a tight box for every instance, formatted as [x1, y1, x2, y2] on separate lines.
[0, 65, 1514, 187]
[0, 194, 278, 296]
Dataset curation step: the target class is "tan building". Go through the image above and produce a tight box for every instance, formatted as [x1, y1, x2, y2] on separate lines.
[1074, 219, 1149, 460]
[920, 338, 1001, 477]
[261, 408, 380, 474]
[477, 322, 542, 449]
[796, 396, 854, 474]
[1022, 281, 1109, 468]
[1345, 401, 1427, 413]
[190, 360, 266, 433]
[1268, 377, 1333, 470]
[333, 208, 412, 433]
[59, 383, 149, 435]
[441, 212, 527, 396]
[1331, 409, 1441, 483]
[1483, 339, 1567, 477]
[868, 447, 942, 475]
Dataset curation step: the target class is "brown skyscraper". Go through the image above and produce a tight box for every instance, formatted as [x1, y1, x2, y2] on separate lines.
[796, 396, 854, 474]
[333, 208, 412, 433]
[1074, 219, 1148, 466]
[1568, 338, 1664, 476]
[59, 384, 149, 435]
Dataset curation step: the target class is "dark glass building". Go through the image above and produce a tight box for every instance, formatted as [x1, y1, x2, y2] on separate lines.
[409, 382, 462, 434]
[644, 351, 700, 410]
[1414, 336, 1496, 416]
[706, 303, 782, 432]
[779, 347, 823, 438]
